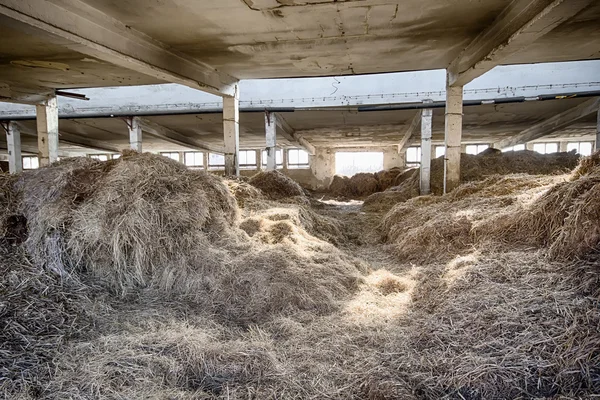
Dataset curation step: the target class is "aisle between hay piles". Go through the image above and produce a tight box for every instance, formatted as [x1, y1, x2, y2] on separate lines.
[1, 151, 599, 399]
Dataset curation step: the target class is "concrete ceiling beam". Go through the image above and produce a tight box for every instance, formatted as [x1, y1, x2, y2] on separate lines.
[494, 97, 600, 149]
[448, 0, 593, 87]
[15, 122, 121, 153]
[133, 117, 225, 153]
[0, 0, 239, 97]
[274, 113, 316, 155]
[398, 110, 422, 153]
[0, 83, 55, 105]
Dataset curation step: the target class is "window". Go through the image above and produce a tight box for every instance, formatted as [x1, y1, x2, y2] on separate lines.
[406, 146, 421, 167]
[288, 148, 309, 169]
[239, 150, 257, 169]
[184, 152, 204, 167]
[465, 144, 489, 155]
[435, 146, 445, 158]
[261, 149, 283, 169]
[533, 142, 558, 154]
[566, 142, 593, 156]
[335, 152, 384, 177]
[161, 152, 180, 162]
[502, 144, 526, 152]
[112, 154, 121, 160]
[22, 156, 39, 170]
[208, 153, 225, 170]
[89, 154, 109, 161]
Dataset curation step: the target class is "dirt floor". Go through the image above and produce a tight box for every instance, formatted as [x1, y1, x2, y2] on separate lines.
[1, 153, 599, 399]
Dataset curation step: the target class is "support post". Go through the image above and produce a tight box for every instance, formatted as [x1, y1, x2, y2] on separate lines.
[202, 152, 209, 171]
[127, 116, 142, 152]
[596, 106, 600, 152]
[223, 86, 240, 176]
[3, 122, 22, 173]
[36, 96, 59, 167]
[265, 111, 277, 171]
[444, 78, 464, 194]
[256, 149, 263, 170]
[420, 108, 433, 195]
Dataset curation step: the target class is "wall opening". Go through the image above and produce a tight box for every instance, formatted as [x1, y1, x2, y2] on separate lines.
[335, 151, 383, 177]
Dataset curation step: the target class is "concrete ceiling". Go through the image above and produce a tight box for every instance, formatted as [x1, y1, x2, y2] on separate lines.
[1, 97, 596, 156]
[0, 0, 598, 100]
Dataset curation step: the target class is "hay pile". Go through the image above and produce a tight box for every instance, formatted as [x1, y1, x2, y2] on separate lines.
[364, 150, 579, 211]
[248, 170, 305, 200]
[328, 167, 405, 198]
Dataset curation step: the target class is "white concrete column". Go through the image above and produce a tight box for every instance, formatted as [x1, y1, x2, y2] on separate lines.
[36, 96, 59, 167]
[265, 111, 277, 171]
[127, 116, 142, 152]
[4, 122, 22, 173]
[420, 108, 433, 195]
[223, 86, 240, 176]
[596, 106, 600, 152]
[310, 147, 336, 190]
[256, 149, 263, 170]
[202, 152, 209, 171]
[444, 78, 464, 194]
[559, 141, 568, 152]
[526, 142, 535, 151]
[282, 147, 288, 171]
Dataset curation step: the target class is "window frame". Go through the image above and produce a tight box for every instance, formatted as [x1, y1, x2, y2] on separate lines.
[22, 156, 39, 170]
[208, 153, 225, 170]
[406, 146, 421, 167]
[238, 150, 258, 170]
[160, 152, 181, 162]
[261, 148, 283, 169]
[287, 148, 310, 169]
[184, 151, 204, 168]
[533, 142, 559, 155]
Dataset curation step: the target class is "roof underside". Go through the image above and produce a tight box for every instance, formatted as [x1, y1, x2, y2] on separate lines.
[0, 0, 599, 92]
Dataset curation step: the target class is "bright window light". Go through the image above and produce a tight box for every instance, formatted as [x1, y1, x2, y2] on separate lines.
[465, 144, 489, 155]
[239, 150, 257, 169]
[502, 144, 525, 152]
[533, 142, 558, 154]
[22, 156, 39, 170]
[160, 152, 180, 161]
[208, 153, 225, 169]
[184, 152, 204, 167]
[288, 148, 309, 169]
[566, 142, 593, 156]
[435, 146, 445, 158]
[261, 149, 283, 168]
[335, 152, 383, 177]
[89, 154, 109, 161]
[406, 146, 421, 167]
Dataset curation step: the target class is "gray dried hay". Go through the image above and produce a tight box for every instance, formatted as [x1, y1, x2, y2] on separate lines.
[0, 240, 93, 397]
[364, 150, 579, 211]
[248, 170, 305, 200]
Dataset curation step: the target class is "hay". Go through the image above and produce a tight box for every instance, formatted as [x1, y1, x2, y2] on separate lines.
[364, 150, 579, 211]
[248, 170, 305, 200]
[328, 168, 406, 198]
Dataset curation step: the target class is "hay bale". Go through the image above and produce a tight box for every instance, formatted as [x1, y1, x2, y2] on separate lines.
[248, 170, 305, 200]
[227, 179, 265, 208]
[328, 175, 350, 197]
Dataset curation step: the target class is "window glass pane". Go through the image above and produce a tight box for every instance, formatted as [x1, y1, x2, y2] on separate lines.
[435, 146, 445, 158]
[262, 149, 283, 167]
[335, 152, 384, 176]
[31, 157, 39, 169]
[533, 143, 545, 154]
[209, 153, 225, 167]
[514, 144, 525, 151]
[567, 143, 579, 153]
[23, 157, 30, 169]
[465, 145, 477, 155]
[298, 150, 309, 164]
[477, 144, 489, 154]
[288, 149, 299, 164]
[580, 142, 593, 156]
[545, 143, 558, 154]
[406, 147, 421, 163]
[112, 154, 121, 159]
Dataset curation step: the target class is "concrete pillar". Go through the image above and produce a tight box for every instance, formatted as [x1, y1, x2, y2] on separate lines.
[36, 96, 59, 167]
[559, 141, 568, 152]
[265, 111, 277, 171]
[310, 147, 336, 190]
[127, 117, 142, 152]
[282, 147, 288, 171]
[383, 146, 404, 169]
[596, 106, 600, 152]
[256, 149, 263, 170]
[4, 122, 22, 173]
[223, 86, 240, 176]
[202, 152, 209, 171]
[444, 79, 463, 194]
[526, 142, 535, 151]
[420, 109, 433, 195]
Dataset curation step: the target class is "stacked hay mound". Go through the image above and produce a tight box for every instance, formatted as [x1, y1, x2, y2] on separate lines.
[482, 151, 600, 260]
[364, 149, 579, 211]
[328, 167, 405, 198]
[248, 170, 305, 200]
[380, 174, 563, 262]
[8, 153, 362, 323]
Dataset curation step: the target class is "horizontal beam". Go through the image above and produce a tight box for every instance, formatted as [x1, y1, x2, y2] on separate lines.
[134, 117, 225, 153]
[0, 0, 238, 97]
[0, 83, 55, 105]
[448, 0, 592, 87]
[398, 110, 422, 152]
[494, 97, 600, 149]
[15, 122, 120, 153]
[274, 113, 316, 155]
